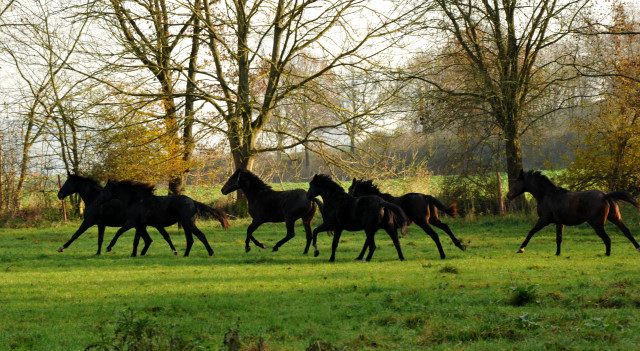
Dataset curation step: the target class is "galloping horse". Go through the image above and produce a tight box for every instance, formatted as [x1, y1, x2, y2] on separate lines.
[507, 170, 640, 256]
[56, 174, 177, 255]
[308, 174, 407, 262]
[221, 168, 324, 254]
[100, 180, 229, 257]
[349, 178, 465, 259]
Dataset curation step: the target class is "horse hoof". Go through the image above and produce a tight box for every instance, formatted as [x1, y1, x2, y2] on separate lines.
[636, 247, 640, 253]
[516, 248, 524, 254]
[245, 246, 251, 253]
[460, 244, 467, 251]
[260, 244, 268, 249]
[272, 247, 279, 252]
[399, 257, 405, 261]
[209, 252, 215, 257]
[173, 251, 178, 256]
[57, 247, 64, 252]
[355, 257, 363, 261]
[314, 250, 319, 257]
[105, 247, 112, 253]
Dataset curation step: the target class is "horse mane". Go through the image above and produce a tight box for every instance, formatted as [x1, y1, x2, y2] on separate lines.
[526, 170, 568, 194]
[356, 179, 383, 196]
[68, 174, 102, 188]
[107, 179, 155, 197]
[313, 174, 346, 193]
[239, 169, 272, 192]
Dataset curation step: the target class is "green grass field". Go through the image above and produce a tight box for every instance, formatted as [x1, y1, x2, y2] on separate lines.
[2, 214, 640, 350]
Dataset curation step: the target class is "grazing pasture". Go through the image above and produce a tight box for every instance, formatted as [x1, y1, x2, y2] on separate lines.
[2, 214, 640, 350]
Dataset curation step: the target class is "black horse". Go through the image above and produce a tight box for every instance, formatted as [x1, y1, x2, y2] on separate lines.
[507, 169, 640, 256]
[56, 174, 177, 255]
[307, 174, 407, 262]
[221, 168, 324, 254]
[348, 178, 465, 259]
[100, 180, 229, 257]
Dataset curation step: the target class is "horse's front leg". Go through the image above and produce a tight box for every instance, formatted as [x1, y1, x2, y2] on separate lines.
[329, 229, 343, 262]
[555, 224, 564, 256]
[105, 222, 134, 252]
[517, 219, 549, 253]
[273, 219, 296, 252]
[57, 219, 95, 252]
[96, 224, 106, 255]
[245, 220, 266, 253]
[138, 227, 154, 256]
[312, 222, 332, 257]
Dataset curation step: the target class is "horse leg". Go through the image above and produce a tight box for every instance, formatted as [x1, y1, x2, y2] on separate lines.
[555, 224, 564, 256]
[273, 219, 296, 252]
[106, 223, 134, 252]
[356, 237, 370, 260]
[329, 229, 343, 262]
[385, 226, 405, 261]
[57, 219, 94, 252]
[183, 226, 195, 257]
[245, 220, 267, 252]
[155, 226, 178, 255]
[588, 223, 612, 256]
[138, 227, 153, 256]
[430, 217, 466, 251]
[132, 230, 141, 257]
[417, 220, 446, 259]
[312, 222, 331, 257]
[517, 219, 549, 253]
[364, 229, 377, 262]
[302, 220, 313, 255]
[609, 218, 640, 253]
[189, 223, 215, 257]
[96, 224, 105, 255]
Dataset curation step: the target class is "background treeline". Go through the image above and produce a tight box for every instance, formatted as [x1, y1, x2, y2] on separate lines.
[1, 0, 639, 223]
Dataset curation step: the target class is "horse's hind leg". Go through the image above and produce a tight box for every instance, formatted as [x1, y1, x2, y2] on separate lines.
[356, 238, 370, 260]
[609, 218, 640, 253]
[429, 217, 466, 251]
[273, 219, 296, 252]
[155, 226, 178, 255]
[183, 227, 195, 257]
[96, 225, 105, 255]
[588, 222, 612, 256]
[138, 227, 153, 256]
[312, 222, 332, 257]
[416, 220, 445, 259]
[302, 220, 313, 255]
[364, 229, 377, 262]
[555, 224, 564, 256]
[189, 222, 214, 257]
[385, 226, 405, 261]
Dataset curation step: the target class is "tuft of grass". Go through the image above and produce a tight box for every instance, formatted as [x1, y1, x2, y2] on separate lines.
[508, 284, 539, 306]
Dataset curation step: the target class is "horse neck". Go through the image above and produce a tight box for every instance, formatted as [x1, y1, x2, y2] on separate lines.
[318, 187, 349, 204]
[76, 183, 102, 204]
[525, 182, 550, 202]
[238, 181, 272, 202]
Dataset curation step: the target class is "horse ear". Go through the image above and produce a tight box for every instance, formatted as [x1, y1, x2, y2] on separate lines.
[67, 170, 71, 176]
[519, 169, 524, 177]
[352, 177, 356, 183]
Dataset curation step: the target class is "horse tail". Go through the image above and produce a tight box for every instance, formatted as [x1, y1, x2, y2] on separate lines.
[380, 202, 408, 235]
[426, 195, 458, 218]
[604, 191, 640, 211]
[194, 201, 230, 230]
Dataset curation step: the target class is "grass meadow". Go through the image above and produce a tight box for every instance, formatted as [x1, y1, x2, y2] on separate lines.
[2, 213, 640, 350]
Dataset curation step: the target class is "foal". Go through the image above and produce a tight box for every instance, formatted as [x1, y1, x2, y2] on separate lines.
[308, 174, 407, 262]
[56, 174, 177, 255]
[507, 170, 640, 256]
[349, 178, 465, 259]
[101, 180, 229, 257]
[221, 169, 323, 254]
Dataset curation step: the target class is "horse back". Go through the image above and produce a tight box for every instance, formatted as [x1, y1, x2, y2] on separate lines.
[248, 188, 311, 222]
[546, 190, 609, 225]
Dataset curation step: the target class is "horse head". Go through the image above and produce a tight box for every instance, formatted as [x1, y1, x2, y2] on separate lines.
[221, 169, 242, 195]
[507, 169, 526, 200]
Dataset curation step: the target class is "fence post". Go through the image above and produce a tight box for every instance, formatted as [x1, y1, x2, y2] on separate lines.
[497, 171, 505, 217]
[58, 174, 67, 222]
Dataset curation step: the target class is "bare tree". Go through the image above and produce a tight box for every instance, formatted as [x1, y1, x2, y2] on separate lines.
[407, 0, 589, 183]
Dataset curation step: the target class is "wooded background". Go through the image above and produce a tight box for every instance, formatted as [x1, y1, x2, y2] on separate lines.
[1, 0, 639, 220]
